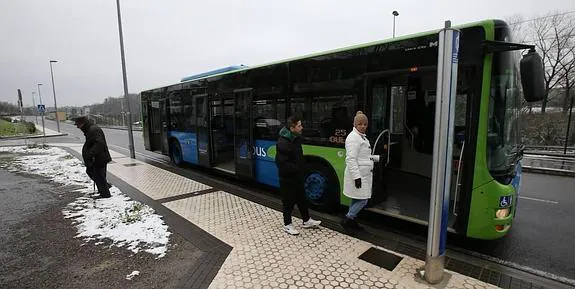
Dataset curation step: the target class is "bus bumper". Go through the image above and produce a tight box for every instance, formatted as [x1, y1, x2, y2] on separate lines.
[466, 180, 516, 240]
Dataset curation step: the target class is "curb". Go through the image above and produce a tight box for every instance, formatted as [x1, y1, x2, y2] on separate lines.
[0, 133, 68, 140]
[100, 126, 143, 132]
[523, 165, 575, 177]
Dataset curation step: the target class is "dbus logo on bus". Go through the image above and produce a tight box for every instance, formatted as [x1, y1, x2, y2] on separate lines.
[253, 146, 267, 157]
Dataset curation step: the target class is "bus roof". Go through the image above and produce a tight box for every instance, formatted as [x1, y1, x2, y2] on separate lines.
[180, 65, 248, 82]
[143, 19, 498, 92]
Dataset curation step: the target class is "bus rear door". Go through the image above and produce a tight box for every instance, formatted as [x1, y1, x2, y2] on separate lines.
[234, 88, 255, 179]
[148, 98, 170, 154]
[148, 100, 162, 152]
[159, 98, 170, 155]
[195, 93, 212, 167]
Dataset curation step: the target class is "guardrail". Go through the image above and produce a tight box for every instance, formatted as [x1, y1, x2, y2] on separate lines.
[99, 125, 143, 131]
[523, 152, 575, 177]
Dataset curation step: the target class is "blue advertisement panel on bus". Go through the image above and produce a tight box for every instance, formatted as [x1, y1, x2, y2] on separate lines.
[168, 131, 198, 165]
[170, 131, 280, 187]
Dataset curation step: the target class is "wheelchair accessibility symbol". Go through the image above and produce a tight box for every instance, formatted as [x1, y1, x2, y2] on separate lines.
[499, 195, 513, 208]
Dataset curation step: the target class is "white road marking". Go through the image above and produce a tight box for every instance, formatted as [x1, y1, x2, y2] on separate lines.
[518, 196, 559, 204]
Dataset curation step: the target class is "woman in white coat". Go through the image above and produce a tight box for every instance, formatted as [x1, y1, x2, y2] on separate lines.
[341, 111, 376, 231]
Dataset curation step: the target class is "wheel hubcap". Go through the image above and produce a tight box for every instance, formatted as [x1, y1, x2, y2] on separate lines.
[305, 172, 327, 204]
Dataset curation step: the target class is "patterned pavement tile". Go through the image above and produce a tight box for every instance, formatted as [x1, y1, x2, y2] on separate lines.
[57, 145, 501, 289]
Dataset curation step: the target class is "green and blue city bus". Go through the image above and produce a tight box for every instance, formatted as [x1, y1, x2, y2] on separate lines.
[141, 19, 545, 240]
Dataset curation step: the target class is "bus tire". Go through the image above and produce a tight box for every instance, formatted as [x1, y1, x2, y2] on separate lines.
[169, 140, 183, 167]
[303, 161, 340, 213]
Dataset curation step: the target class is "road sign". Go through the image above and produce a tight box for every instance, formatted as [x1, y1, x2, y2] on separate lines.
[37, 104, 46, 113]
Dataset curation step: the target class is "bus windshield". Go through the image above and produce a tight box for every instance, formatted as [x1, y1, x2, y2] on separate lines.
[487, 49, 522, 181]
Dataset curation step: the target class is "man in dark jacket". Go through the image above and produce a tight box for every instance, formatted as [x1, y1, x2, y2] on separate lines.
[74, 116, 112, 198]
[275, 116, 321, 235]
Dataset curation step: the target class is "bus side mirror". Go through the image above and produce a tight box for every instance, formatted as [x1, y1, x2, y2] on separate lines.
[520, 49, 546, 102]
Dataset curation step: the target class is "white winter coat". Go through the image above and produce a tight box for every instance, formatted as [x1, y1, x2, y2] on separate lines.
[343, 127, 374, 200]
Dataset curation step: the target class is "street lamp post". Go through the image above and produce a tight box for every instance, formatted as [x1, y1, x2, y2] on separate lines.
[115, 0, 136, 159]
[37, 83, 46, 138]
[32, 91, 38, 125]
[392, 10, 399, 38]
[37, 83, 43, 104]
[565, 86, 573, 155]
[49, 60, 60, 132]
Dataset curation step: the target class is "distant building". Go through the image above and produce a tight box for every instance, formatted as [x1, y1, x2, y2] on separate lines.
[82, 107, 90, 116]
[48, 111, 66, 121]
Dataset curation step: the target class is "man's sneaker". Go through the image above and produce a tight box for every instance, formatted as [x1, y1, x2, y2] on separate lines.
[302, 218, 321, 228]
[283, 224, 300, 235]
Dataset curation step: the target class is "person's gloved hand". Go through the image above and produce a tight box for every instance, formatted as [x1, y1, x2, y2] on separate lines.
[355, 178, 362, 189]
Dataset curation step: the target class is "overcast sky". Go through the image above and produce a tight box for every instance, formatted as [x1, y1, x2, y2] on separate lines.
[1, 0, 574, 107]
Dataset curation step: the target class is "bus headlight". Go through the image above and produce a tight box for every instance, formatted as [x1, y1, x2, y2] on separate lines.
[495, 208, 510, 219]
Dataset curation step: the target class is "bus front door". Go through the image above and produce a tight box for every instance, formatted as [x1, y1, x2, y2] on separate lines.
[368, 73, 449, 226]
[367, 78, 405, 205]
[234, 89, 254, 179]
[195, 93, 212, 167]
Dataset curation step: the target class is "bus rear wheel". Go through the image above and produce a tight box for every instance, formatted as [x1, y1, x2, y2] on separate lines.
[303, 162, 340, 213]
[170, 140, 183, 167]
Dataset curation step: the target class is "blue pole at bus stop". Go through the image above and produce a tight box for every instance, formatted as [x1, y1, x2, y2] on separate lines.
[420, 20, 460, 284]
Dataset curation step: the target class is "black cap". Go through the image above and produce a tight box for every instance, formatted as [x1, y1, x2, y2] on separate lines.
[73, 116, 88, 125]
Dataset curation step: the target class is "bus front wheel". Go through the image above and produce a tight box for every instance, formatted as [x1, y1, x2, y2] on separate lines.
[303, 162, 340, 213]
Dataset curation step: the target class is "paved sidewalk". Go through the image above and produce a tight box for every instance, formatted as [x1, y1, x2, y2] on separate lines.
[58, 142, 497, 289]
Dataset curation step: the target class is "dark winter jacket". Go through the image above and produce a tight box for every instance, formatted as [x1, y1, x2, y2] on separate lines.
[275, 127, 304, 180]
[81, 121, 112, 167]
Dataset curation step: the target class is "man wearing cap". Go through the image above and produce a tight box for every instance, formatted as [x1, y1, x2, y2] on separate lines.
[74, 116, 112, 198]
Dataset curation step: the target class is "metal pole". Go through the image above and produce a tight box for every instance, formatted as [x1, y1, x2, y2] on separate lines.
[32, 92, 38, 125]
[121, 99, 126, 127]
[41, 110, 46, 139]
[18, 89, 24, 124]
[421, 20, 460, 284]
[50, 60, 60, 133]
[565, 87, 573, 155]
[392, 11, 399, 38]
[37, 84, 45, 140]
[37, 84, 43, 104]
[116, 0, 136, 159]
[393, 17, 396, 38]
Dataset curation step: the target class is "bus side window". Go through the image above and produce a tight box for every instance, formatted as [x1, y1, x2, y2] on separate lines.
[310, 95, 354, 145]
[253, 98, 284, 140]
[182, 92, 195, 131]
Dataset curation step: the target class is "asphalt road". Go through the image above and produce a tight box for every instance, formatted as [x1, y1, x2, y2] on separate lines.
[32, 117, 575, 282]
[451, 172, 575, 281]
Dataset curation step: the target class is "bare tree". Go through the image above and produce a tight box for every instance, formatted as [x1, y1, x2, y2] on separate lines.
[0, 102, 19, 115]
[507, 14, 529, 43]
[559, 48, 575, 113]
[508, 14, 535, 114]
[529, 12, 575, 113]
